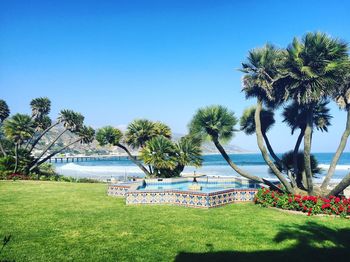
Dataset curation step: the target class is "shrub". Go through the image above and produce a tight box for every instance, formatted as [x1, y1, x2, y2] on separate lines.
[77, 178, 100, 183]
[255, 188, 350, 218]
[7, 173, 30, 181]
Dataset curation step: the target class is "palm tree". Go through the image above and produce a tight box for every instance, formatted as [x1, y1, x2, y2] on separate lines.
[25, 97, 52, 149]
[30, 97, 51, 119]
[189, 105, 282, 190]
[241, 44, 294, 193]
[0, 100, 10, 122]
[322, 68, 350, 193]
[3, 114, 34, 173]
[271, 151, 322, 188]
[154, 122, 172, 139]
[125, 119, 156, 148]
[96, 126, 151, 177]
[30, 126, 95, 171]
[28, 110, 85, 171]
[0, 99, 10, 156]
[281, 32, 348, 194]
[27, 109, 83, 155]
[282, 100, 332, 187]
[240, 107, 281, 165]
[174, 135, 203, 172]
[140, 136, 178, 177]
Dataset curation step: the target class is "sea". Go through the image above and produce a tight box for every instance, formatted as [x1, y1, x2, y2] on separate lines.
[54, 153, 350, 183]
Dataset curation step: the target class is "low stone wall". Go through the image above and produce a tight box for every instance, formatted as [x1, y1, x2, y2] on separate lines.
[125, 188, 258, 208]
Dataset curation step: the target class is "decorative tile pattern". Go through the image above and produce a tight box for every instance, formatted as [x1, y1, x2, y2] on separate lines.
[125, 188, 258, 208]
[108, 178, 260, 208]
[107, 185, 131, 197]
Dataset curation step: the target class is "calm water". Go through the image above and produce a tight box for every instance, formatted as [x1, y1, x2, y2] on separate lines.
[137, 181, 256, 193]
[55, 153, 350, 182]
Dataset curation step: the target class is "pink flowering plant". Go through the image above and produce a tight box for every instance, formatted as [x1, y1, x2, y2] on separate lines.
[255, 188, 350, 218]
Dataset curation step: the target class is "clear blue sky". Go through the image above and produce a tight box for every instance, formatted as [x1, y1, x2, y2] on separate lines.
[1, 0, 349, 153]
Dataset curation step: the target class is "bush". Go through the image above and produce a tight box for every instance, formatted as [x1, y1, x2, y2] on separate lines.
[255, 188, 350, 218]
[7, 173, 31, 181]
[77, 178, 100, 183]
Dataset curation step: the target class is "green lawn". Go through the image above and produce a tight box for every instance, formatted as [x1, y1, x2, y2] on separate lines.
[0, 181, 349, 262]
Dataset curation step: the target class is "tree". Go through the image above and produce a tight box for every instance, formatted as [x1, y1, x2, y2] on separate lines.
[321, 67, 350, 194]
[140, 136, 178, 177]
[28, 109, 85, 171]
[241, 44, 295, 192]
[271, 151, 322, 188]
[174, 135, 202, 175]
[3, 114, 35, 173]
[0, 98, 94, 176]
[240, 107, 281, 165]
[125, 119, 157, 149]
[96, 126, 151, 177]
[0, 100, 10, 156]
[279, 32, 348, 194]
[30, 125, 95, 172]
[140, 135, 203, 178]
[30, 97, 51, 119]
[154, 122, 172, 139]
[282, 101, 332, 187]
[189, 105, 281, 190]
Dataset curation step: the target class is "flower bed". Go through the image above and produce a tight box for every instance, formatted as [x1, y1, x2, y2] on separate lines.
[254, 188, 350, 218]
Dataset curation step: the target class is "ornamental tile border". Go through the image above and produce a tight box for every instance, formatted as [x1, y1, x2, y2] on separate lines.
[107, 178, 260, 208]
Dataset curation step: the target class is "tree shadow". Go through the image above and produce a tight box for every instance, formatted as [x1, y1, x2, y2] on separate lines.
[175, 221, 350, 262]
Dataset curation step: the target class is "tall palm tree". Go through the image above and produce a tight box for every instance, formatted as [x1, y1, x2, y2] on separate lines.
[282, 100, 332, 187]
[241, 44, 294, 193]
[0, 100, 10, 122]
[189, 105, 282, 190]
[0, 99, 10, 156]
[3, 114, 34, 173]
[96, 126, 151, 177]
[281, 32, 348, 194]
[322, 68, 350, 193]
[240, 107, 281, 165]
[30, 97, 51, 119]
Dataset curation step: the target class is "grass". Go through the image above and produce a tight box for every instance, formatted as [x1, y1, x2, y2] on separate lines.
[0, 181, 349, 262]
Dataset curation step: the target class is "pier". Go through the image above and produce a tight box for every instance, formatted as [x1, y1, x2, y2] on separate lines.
[46, 155, 135, 163]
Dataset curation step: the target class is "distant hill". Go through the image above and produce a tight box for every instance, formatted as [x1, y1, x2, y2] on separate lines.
[32, 127, 250, 157]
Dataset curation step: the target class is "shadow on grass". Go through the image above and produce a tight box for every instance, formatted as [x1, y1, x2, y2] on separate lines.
[175, 221, 350, 262]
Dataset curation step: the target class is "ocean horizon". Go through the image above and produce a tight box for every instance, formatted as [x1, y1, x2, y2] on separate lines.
[55, 152, 350, 182]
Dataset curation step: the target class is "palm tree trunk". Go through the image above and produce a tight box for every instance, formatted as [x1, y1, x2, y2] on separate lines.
[262, 133, 282, 165]
[321, 108, 350, 191]
[0, 141, 6, 156]
[212, 137, 282, 192]
[327, 172, 350, 197]
[29, 138, 81, 172]
[116, 143, 151, 177]
[293, 128, 305, 187]
[29, 129, 67, 169]
[263, 132, 297, 188]
[255, 100, 295, 193]
[28, 122, 60, 154]
[13, 143, 19, 173]
[303, 108, 314, 195]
